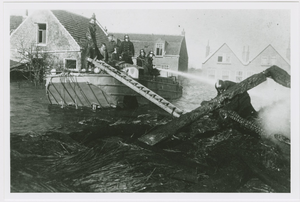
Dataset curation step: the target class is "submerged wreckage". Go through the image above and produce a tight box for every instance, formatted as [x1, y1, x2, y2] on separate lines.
[139, 65, 291, 146]
[134, 64, 290, 192]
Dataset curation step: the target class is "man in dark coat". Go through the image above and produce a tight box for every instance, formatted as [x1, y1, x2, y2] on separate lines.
[107, 33, 118, 61]
[81, 14, 102, 70]
[119, 35, 135, 64]
[214, 79, 257, 119]
[136, 49, 146, 67]
[145, 51, 160, 76]
[108, 46, 120, 67]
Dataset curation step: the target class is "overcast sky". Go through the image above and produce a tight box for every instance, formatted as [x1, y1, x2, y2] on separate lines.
[10, 9, 290, 69]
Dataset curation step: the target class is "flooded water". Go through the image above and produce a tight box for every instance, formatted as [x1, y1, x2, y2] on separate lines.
[9, 77, 217, 192]
[10, 74, 290, 193]
[10, 77, 216, 135]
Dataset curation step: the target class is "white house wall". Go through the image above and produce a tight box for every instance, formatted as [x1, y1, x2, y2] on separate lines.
[247, 45, 290, 74]
[10, 10, 81, 69]
[202, 44, 246, 82]
[201, 44, 290, 83]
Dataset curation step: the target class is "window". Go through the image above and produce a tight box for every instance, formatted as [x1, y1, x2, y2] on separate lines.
[37, 23, 47, 45]
[208, 70, 215, 79]
[218, 56, 223, 62]
[261, 56, 269, 65]
[161, 64, 169, 69]
[217, 53, 231, 64]
[155, 43, 164, 56]
[225, 54, 231, 63]
[236, 71, 243, 82]
[65, 59, 76, 69]
[222, 70, 230, 80]
[270, 56, 276, 65]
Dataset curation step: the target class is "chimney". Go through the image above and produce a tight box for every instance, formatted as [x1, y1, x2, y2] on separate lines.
[246, 46, 250, 62]
[22, 9, 28, 21]
[242, 46, 246, 62]
[181, 29, 185, 36]
[205, 40, 210, 57]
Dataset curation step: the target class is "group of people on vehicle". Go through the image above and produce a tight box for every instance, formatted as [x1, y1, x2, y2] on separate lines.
[105, 33, 159, 76]
[83, 15, 158, 76]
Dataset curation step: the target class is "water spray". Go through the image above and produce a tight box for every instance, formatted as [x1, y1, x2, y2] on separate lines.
[156, 68, 216, 85]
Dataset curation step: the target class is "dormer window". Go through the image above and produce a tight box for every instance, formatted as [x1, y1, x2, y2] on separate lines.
[156, 43, 164, 56]
[37, 23, 47, 45]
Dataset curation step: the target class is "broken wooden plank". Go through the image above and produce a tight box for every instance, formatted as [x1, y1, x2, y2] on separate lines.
[138, 65, 290, 146]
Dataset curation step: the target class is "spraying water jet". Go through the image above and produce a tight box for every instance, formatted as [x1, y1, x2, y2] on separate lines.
[156, 68, 216, 85]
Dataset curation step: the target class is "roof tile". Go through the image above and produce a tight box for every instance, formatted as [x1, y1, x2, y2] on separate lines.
[51, 10, 109, 48]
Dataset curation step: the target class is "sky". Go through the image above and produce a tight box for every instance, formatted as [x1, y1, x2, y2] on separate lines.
[10, 8, 290, 69]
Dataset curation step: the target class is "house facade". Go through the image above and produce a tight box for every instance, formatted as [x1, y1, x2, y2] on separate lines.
[201, 43, 290, 83]
[10, 10, 108, 70]
[247, 44, 290, 74]
[10, 10, 188, 76]
[113, 33, 188, 77]
[202, 43, 246, 82]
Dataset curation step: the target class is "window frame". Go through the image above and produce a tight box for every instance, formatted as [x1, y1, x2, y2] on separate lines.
[36, 22, 48, 46]
[64, 58, 77, 69]
[217, 53, 231, 64]
[208, 69, 216, 79]
[270, 55, 277, 65]
[261, 56, 269, 66]
[222, 70, 230, 80]
[155, 43, 164, 57]
[236, 71, 243, 82]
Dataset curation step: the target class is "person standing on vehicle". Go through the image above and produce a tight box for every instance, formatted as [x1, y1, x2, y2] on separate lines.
[99, 43, 108, 63]
[108, 46, 120, 67]
[136, 49, 146, 67]
[145, 51, 160, 76]
[82, 14, 102, 69]
[107, 33, 118, 61]
[119, 35, 135, 64]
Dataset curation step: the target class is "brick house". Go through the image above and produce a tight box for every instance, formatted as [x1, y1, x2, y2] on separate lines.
[10, 10, 108, 70]
[113, 33, 189, 77]
[202, 43, 290, 82]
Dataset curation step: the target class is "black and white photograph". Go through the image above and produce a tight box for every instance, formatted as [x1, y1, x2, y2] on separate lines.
[2, 1, 300, 202]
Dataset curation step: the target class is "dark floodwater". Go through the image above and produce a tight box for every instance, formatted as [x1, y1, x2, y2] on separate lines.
[10, 77, 216, 135]
[9, 76, 290, 193]
[9, 77, 218, 193]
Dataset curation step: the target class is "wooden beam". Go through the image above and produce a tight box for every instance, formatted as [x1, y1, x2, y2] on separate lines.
[138, 65, 290, 146]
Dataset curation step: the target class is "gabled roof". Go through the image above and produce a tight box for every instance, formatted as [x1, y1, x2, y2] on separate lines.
[202, 43, 246, 65]
[50, 10, 109, 48]
[113, 33, 185, 56]
[10, 16, 23, 33]
[248, 44, 290, 66]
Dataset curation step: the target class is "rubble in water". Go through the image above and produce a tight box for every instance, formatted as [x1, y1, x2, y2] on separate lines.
[11, 106, 290, 192]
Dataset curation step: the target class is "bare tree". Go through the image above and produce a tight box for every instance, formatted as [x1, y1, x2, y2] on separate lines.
[14, 40, 59, 86]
